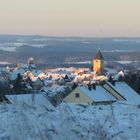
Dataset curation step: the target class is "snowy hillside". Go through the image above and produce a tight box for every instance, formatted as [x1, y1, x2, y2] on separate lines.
[0, 102, 140, 140]
[0, 58, 140, 140]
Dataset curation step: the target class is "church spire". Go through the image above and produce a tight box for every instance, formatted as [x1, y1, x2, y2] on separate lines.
[93, 49, 104, 75]
[94, 48, 104, 60]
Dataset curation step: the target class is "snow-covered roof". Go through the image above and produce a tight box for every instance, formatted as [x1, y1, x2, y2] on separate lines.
[54, 85, 65, 93]
[107, 82, 140, 105]
[79, 86, 116, 102]
[29, 64, 36, 68]
[9, 69, 25, 80]
[30, 76, 38, 82]
[40, 86, 51, 93]
[20, 63, 28, 69]
[32, 70, 41, 76]
[47, 73, 62, 79]
[44, 79, 55, 86]
[73, 74, 89, 82]
[50, 67, 76, 73]
[38, 73, 48, 79]
[8, 73, 17, 80]
[5, 93, 54, 109]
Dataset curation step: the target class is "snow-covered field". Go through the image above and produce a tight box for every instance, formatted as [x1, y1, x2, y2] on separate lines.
[0, 101, 140, 140]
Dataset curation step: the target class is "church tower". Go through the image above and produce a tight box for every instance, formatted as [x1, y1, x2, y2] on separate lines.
[93, 49, 104, 74]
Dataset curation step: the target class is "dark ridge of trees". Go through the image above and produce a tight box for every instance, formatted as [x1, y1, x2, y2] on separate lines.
[124, 70, 140, 95]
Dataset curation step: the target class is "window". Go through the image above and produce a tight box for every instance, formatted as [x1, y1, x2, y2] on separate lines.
[75, 93, 80, 98]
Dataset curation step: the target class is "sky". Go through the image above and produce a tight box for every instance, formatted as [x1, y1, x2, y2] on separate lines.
[0, 0, 140, 37]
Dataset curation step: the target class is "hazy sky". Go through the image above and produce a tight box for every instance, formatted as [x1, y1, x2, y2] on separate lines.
[0, 0, 140, 37]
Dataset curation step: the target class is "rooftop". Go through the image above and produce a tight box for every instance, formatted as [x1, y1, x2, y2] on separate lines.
[94, 49, 104, 60]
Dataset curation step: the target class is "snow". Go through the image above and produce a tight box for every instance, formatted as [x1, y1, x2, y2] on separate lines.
[80, 86, 116, 102]
[114, 71, 124, 81]
[40, 86, 51, 93]
[68, 61, 91, 64]
[0, 61, 11, 65]
[105, 67, 117, 75]
[5, 93, 54, 110]
[107, 82, 140, 105]
[55, 85, 65, 93]
[44, 79, 55, 86]
[117, 61, 132, 64]
[30, 76, 38, 82]
[49, 67, 76, 74]
[32, 38, 47, 41]
[9, 72, 19, 80]
[0, 102, 140, 140]
[38, 73, 48, 80]
[0, 65, 140, 139]
[8, 68, 26, 80]
[30, 44, 45, 48]
[32, 70, 42, 77]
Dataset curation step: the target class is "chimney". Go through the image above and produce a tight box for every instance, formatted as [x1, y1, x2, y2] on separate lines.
[92, 83, 96, 90]
[88, 84, 92, 91]
[111, 79, 115, 86]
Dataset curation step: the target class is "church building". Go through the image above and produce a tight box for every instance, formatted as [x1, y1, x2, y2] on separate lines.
[93, 49, 104, 75]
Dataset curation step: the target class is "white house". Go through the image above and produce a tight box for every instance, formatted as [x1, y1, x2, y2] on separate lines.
[64, 85, 116, 105]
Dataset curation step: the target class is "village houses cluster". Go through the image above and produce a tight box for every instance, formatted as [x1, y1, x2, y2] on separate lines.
[0, 50, 140, 106]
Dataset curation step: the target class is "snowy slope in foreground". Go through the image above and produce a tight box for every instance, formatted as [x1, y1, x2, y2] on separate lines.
[0, 102, 140, 140]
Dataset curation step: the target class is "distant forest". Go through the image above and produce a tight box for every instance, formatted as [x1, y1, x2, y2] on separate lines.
[0, 35, 140, 66]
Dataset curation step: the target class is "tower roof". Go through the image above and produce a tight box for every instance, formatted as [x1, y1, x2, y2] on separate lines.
[94, 49, 104, 60]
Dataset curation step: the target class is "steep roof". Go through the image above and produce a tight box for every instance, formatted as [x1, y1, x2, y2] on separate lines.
[5, 93, 54, 110]
[107, 81, 140, 105]
[79, 86, 116, 102]
[94, 49, 104, 60]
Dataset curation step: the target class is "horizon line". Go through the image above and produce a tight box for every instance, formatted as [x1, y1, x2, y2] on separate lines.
[0, 33, 140, 38]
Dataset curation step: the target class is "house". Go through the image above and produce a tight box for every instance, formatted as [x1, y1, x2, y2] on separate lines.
[100, 80, 125, 101]
[30, 77, 44, 90]
[19, 63, 28, 71]
[5, 93, 54, 110]
[93, 49, 104, 74]
[73, 74, 92, 83]
[64, 85, 116, 105]
[38, 72, 48, 80]
[106, 81, 140, 105]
